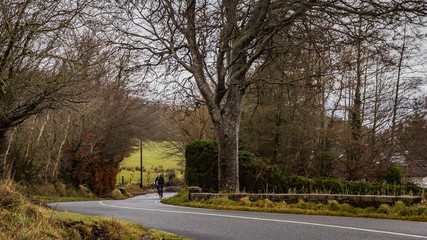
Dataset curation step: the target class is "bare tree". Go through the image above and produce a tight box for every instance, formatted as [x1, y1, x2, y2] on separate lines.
[0, 0, 93, 158]
[161, 105, 216, 164]
[389, 25, 424, 153]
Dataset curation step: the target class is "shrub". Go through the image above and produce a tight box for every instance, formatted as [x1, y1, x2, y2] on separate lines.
[385, 165, 404, 185]
[288, 175, 311, 193]
[185, 140, 257, 192]
[312, 178, 343, 194]
[239, 155, 265, 192]
[185, 140, 218, 192]
[269, 165, 289, 193]
[344, 181, 369, 195]
[79, 185, 95, 198]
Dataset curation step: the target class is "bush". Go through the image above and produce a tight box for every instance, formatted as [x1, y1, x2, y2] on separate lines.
[239, 155, 263, 192]
[185, 140, 257, 192]
[385, 165, 403, 185]
[269, 165, 289, 193]
[288, 176, 311, 193]
[312, 178, 343, 194]
[344, 181, 370, 195]
[185, 140, 218, 192]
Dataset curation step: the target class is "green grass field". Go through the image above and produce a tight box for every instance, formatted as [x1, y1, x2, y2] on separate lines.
[116, 141, 184, 185]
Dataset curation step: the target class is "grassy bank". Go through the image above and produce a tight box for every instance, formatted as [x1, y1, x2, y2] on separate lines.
[25, 182, 105, 203]
[162, 190, 427, 222]
[0, 180, 186, 240]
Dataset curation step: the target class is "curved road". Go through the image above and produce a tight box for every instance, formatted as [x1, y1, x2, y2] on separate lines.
[48, 193, 427, 240]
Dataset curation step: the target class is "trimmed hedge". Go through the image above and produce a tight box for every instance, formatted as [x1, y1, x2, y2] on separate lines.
[311, 177, 343, 194]
[287, 176, 425, 196]
[287, 175, 425, 196]
[185, 140, 426, 197]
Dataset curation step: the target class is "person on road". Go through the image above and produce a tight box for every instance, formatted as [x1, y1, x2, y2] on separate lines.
[155, 173, 165, 199]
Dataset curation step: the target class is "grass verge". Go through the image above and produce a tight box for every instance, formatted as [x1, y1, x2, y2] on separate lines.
[24, 181, 107, 203]
[27, 181, 140, 203]
[0, 179, 186, 240]
[162, 190, 427, 222]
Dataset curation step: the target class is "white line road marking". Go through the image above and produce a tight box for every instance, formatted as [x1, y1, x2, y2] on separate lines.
[99, 201, 427, 239]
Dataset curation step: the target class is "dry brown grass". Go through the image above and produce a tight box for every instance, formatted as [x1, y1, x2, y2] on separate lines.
[0, 179, 186, 240]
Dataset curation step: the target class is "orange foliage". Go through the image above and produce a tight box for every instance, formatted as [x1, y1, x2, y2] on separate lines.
[87, 155, 118, 196]
[62, 131, 120, 196]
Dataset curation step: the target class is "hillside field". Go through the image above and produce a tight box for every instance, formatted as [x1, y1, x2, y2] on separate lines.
[116, 142, 184, 185]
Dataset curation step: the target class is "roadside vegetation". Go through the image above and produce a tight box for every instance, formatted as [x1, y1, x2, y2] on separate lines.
[186, 140, 426, 197]
[24, 182, 103, 203]
[162, 190, 427, 222]
[0, 180, 186, 240]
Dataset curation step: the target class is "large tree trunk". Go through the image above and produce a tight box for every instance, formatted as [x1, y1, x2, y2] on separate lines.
[211, 81, 245, 192]
[216, 119, 240, 192]
[183, 0, 250, 192]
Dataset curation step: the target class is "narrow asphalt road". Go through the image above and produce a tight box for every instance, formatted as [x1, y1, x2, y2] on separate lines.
[48, 193, 427, 240]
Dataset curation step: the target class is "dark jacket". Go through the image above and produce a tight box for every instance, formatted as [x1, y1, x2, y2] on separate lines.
[155, 176, 165, 185]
